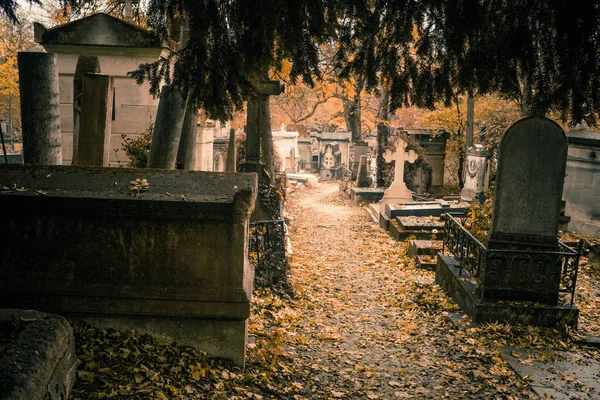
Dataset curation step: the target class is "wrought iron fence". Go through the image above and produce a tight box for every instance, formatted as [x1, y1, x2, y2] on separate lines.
[273, 173, 287, 200]
[442, 213, 583, 305]
[442, 213, 486, 279]
[248, 219, 290, 289]
[485, 241, 584, 305]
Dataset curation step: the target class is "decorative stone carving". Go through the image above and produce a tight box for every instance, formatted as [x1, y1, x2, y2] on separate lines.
[461, 144, 490, 202]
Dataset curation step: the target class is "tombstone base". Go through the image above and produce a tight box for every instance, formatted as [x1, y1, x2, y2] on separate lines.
[488, 232, 559, 251]
[79, 316, 247, 367]
[460, 187, 479, 202]
[435, 253, 578, 328]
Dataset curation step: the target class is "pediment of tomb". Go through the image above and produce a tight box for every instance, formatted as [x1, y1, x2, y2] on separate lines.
[34, 13, 165, 49]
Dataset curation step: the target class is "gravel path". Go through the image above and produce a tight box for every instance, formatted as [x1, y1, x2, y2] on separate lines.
[260, 182, 537, 399]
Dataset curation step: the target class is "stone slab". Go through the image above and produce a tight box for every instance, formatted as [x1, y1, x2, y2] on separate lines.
[435, 253, 579, 327]
[0, 309, 76, 400]
[388, 220, 439, 241]
[503, 347, 600, 399]
[385, 202, 467, 218]
[407, 239, 443, 257]
[416, 255, 437, 270]
[397, 216, 445, 231]
[351, 187, 386, 204]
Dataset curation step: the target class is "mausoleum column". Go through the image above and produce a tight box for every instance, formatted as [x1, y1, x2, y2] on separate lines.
[18, 52, 62, 165]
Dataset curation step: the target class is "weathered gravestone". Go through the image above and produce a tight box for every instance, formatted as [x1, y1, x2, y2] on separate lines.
[72, 55, 101, 165]
[378, 137, 418, 206]
[483, 117, 569, 305]
[17, 52, 62, 165]
[356, 155, 370, 187]
[76, 74, 114, 166]
[460, 144, 491, 202]
[0, 165, 257, 366]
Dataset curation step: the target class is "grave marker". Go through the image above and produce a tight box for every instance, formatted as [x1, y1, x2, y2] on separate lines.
[484, 117, 569, 304]
[380, 137, 418, 204]
[77, 74, 114, 166]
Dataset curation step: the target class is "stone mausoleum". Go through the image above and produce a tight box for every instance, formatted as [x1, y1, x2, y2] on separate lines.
[33, 13, 222, 171]
[34, 13, 168, 166]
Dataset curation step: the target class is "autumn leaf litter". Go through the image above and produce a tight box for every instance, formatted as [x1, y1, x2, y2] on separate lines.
[72, 182, 600, 399]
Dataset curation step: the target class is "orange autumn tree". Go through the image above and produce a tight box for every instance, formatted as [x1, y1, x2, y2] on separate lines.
[417, 94, 522, 188]
[0, 11, 33, 145]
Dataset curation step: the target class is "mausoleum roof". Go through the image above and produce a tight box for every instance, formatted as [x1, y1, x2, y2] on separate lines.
[566, 127, 600, 147]
[34, 13, 165, 49]
[318, 132, 351, 141]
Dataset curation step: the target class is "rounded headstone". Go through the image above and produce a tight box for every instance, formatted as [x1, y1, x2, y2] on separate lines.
[490, 117, 567, 240]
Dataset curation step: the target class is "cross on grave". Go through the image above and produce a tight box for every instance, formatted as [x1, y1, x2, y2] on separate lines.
[243, 78, 285, 167]
[381, 137, 418, 203]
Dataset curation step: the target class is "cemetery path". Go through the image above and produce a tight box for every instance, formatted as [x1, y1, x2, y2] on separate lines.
[248, 182, 542, 399]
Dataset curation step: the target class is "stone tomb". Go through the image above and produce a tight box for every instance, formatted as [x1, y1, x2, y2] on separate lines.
[0, 165, 257, 366]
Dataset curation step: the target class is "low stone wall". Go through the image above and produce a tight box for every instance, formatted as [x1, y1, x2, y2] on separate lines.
[0, 309, 76, 400]
[0, 164, 257, 366]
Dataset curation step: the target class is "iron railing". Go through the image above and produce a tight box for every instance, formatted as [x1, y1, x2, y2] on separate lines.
[442, 213, 583, 305]
[249, 219, 290, 289]
[442, 213, 486, 279]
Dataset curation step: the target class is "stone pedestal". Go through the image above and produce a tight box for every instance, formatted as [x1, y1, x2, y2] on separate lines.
[77, 74, 114, 167]
[0, 165, 257, 366]
[460, 144, 490, 202]
[147, 85, 186, 169]
[17, 52, 62, 165]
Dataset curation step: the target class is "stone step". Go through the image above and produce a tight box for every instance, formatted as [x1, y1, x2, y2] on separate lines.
[397, 216, 445, 231]
[407, 239, 443, 257]
[416, 254, 437, 270]
[388, 220, 442, 241]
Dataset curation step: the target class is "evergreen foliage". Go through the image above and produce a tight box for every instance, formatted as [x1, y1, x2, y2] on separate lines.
[3, 0, 600, 125]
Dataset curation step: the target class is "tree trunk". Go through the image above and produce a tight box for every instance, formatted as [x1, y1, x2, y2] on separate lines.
[457, 131, 465, 189]
[376, 89, 390, 187]
[344, 93, 362, 142]
[259, 93, 274, 177]
[466, 93, 474, 149]
[147, 85, 186, 169]
[520, 70, 532, 117]
[176, 100, 198, 170]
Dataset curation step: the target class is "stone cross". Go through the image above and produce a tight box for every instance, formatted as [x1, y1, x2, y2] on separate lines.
[119, 0, 137, 21]
[380, 137, 418, 204]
